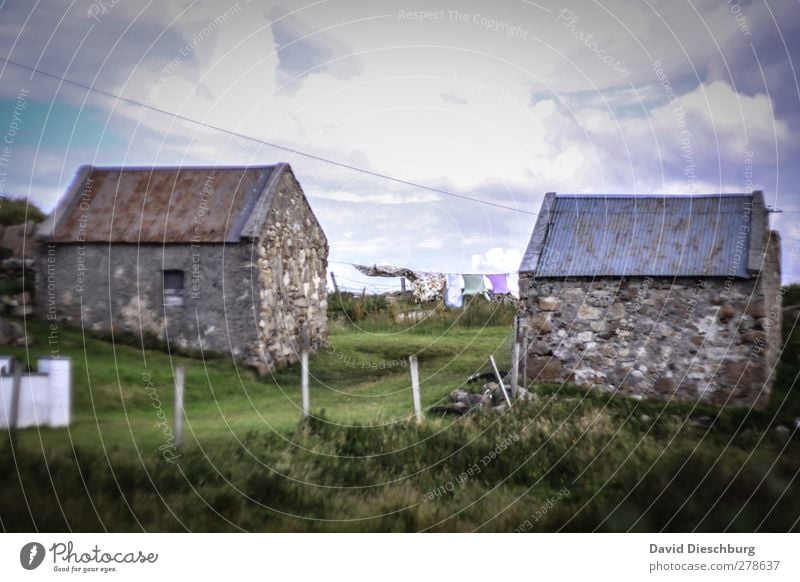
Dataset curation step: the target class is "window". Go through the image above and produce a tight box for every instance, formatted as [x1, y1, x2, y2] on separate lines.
[163, 270, 185, 307]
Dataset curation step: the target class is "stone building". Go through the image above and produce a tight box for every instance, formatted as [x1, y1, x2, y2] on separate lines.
[518, 192, 782, 407]
[36, 163, 328, 373]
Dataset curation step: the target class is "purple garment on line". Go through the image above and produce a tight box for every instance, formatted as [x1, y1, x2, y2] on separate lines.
[486, 274, 510, 295]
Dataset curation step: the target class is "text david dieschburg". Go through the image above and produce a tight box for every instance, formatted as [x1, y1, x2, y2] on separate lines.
[650, 543, 755, 557]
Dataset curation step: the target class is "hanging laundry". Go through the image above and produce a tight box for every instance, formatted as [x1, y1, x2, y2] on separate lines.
[353, 264, 418, 281]
[483, 275, 493, 293]
[412, 272, 446, 303]
[507, 273, 519, 298]
[445, 274, 465, 308]
[462, 274, 487, 296]
[486, 274, 510, 295]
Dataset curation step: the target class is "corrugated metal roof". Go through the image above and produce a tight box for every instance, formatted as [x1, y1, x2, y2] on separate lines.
[520, 194, 759, 277]
[48, 165, 283, 243]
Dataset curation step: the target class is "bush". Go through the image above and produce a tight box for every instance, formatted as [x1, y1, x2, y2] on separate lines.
[0, 278, 25, 295]
[328, 291, 517, 331]
[0, 198, 45, 226]
[327, 293, 390, 322]
[458, 295, 516, 327]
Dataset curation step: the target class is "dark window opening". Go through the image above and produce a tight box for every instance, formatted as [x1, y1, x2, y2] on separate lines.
[163, 270, 185, 307]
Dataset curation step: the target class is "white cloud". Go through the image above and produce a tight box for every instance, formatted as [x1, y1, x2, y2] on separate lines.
[542, 145, 585, 182]
[3, 0, 798, 281]
[471, 246, 522, 273]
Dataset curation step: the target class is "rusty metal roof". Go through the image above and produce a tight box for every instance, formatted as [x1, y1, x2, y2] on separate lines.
[46, 164, 285, 243]
[520, 193, 764, 277]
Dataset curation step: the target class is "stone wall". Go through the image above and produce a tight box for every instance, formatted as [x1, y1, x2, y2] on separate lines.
[35, 242, 262, 358]
[518, 235, 782, 406]
[759, 231, 783, 395]
[0, 220, 36, 258]
[249, 169, 328, 372]
[0, 221, 37, 316]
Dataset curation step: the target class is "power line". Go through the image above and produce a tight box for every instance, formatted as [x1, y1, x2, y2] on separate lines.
[0, 55, 539, 216]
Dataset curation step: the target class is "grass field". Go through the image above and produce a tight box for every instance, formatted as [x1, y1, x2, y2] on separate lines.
[1, 293, 799, 532]
[6, 315, 514, 453]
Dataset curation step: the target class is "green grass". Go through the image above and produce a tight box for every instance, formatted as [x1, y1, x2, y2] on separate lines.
[1, 290, 799, 532]
[5, 319, 513, 455]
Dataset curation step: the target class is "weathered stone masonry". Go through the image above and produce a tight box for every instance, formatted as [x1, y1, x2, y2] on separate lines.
[252, 169, 328, 372]
[36, 243, 261, 354]
[518, 193, 782, 407]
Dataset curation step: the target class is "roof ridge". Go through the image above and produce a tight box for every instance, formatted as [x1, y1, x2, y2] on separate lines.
[553, 193, 754, 198]
[87, 164, 279, 172]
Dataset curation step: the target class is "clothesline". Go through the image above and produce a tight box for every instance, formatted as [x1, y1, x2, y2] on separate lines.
[341, 263, 519, 304]
[350, 263, 520, 279]
[327, 259, 519, 277]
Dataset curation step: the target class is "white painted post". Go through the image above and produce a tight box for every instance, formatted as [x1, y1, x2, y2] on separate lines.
[174, 366, 185, 448]
[38, 357, 71, 427]
[511, 343, 520, 400]
[301, 350, 310, 418]
[9, 359, 21, 433]
[409, 355, 422, 423]
[489, 355, 512, 407]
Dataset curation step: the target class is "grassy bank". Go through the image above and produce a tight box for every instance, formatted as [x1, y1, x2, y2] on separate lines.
[1, 292, 798, 532]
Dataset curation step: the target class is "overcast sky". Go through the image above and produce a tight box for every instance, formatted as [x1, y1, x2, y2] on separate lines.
[1, 0, 798, 287]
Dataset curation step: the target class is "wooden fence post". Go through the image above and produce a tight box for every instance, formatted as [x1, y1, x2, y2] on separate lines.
[174, 366, 185, 448]
[521, 334, 528, 389]
[400, 277, 406, 293]
[511, 316, 519, 399]
[301, 350, 310, 418]
[489, 355, 512, 406]
[511, 342, 520, 400]
[409, 355, 422, 423]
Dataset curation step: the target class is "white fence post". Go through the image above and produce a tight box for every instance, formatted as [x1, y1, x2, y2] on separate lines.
[301, 350, 310, 418]
[409, 355, 422, 423]
[9, 359, 21, 433]
[174, 366, 185, 448]
[38, 357, 71, 427]
[0, 357, 72, 429]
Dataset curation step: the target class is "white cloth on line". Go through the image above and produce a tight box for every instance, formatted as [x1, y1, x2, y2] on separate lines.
[445, 274, 464, 308]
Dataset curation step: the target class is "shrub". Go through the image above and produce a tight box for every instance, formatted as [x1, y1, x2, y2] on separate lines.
[0, 198, 46, 225]
[327, 292, 391, 322]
